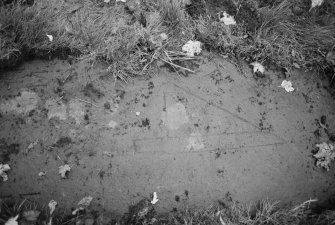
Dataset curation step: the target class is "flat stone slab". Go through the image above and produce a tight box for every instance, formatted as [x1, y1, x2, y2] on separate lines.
[0, 57, 334, 214]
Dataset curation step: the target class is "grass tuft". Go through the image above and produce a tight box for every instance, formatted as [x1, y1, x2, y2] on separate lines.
[0, 198, 334, 225]
[1, 0, 335, 79]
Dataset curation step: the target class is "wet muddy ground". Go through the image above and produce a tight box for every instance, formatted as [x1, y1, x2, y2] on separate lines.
[0, 53, 335, 215]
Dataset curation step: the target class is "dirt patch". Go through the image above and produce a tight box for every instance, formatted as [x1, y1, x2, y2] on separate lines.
[0, 139, 20, 163]
[53, 137, 72, 148]
[82, 83, 105, 100]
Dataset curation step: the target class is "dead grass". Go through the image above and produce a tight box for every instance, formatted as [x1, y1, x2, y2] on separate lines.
[194, 14, 246, 55]
[1, 0, 334, 79]
[250, 0, 335, 70]
[193, 0, 335, 73]
[0, 0, 196, 82]
[169, 199, 335, 225]
[1, 198, 333, 225]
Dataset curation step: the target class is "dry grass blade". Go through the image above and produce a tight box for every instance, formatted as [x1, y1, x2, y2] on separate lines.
[160, 51, 195, 73]
[291, 199, 318, 212]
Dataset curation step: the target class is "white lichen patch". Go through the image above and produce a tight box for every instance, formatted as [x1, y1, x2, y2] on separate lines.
[0, 163, 10, 181]
[220, 11, 236, 25]
[313, 142, 335, 171]
[162, 102, 189, 130]
[0, 90, 39, 115]
[250, 62, 265, 74]
[69, 99, 85, 124]
[182, 40, 202, 57]
[280, 80, 294, 92]
[45, 99, 67, 120]
[58, 164, 71, 178]
[187, 132, 205, 151]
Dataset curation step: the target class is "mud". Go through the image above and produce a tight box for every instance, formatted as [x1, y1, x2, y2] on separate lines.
[0, 53, 335, 215]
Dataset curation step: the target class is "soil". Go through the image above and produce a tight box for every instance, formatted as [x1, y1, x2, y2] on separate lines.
[0, 52, 335, 218]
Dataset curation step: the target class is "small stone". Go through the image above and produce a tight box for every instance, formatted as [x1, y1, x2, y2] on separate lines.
[103, 151, 113, 157]
[38, 171, 47, 177]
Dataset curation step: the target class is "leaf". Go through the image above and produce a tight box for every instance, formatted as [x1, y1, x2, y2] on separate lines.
[292, 63, 300, 69]
[78, 196, 93, 206]
[46, 34, 53, 42]
[72, 207, 84, 215]
[38, 171, 47, 177]
[27, 139, 39, 152]
[151, 192, 159, 204]
[220, 216, 226, 225]
[310, 0, 324, 10]
[250, 62, 265, 74]
[48, 200, 57, 215]
[5, 215, 19, 225]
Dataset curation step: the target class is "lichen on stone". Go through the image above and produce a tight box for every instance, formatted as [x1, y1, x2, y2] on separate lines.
[313, 142, 335, 171]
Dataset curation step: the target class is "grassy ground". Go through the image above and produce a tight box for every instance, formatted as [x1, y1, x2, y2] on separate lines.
[1, 198, 335, 225]
[1, 0, 334, 80]
[0, 0, 196, 81]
